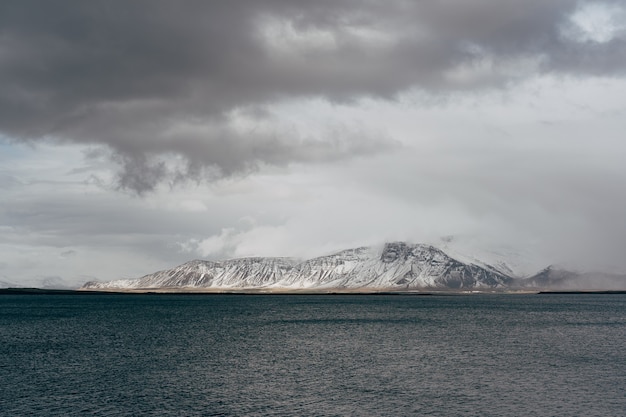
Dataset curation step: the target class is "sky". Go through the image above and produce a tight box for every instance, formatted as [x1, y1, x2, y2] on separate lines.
[1, 0, 626, 288]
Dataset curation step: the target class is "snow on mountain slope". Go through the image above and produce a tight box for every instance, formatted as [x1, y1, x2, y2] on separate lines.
[84, 258, 298, 289]
[82, 242, 513, 290]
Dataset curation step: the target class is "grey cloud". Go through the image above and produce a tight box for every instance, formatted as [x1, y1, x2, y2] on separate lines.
[102, 122, 395, 193]
[0, 174, 23, 189]
[1, 1, 624, 192]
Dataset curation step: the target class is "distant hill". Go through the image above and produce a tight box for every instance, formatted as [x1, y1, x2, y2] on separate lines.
[518, 266, 626, 290]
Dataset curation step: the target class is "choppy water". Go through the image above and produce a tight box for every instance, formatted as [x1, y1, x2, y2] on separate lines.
[1, 293, 625, 416]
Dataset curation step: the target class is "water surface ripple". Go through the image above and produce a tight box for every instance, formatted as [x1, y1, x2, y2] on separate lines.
[1, 294, 625, 416]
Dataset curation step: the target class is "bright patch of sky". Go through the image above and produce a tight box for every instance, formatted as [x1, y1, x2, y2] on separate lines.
[562, 1, 626, 43]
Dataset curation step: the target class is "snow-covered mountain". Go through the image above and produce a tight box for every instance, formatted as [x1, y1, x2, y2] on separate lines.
[86, 257, 298, 290]
[82, 242, 514, 291]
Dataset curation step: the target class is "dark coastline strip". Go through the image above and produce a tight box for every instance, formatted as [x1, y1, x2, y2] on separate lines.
[2, 288, 625, 296]
[0, 288, 121, 295]
[537, 290, 626, 295]
[0, 288, 438, 296]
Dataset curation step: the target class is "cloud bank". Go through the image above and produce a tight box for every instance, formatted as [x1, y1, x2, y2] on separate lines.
[2, 1, 625, 192]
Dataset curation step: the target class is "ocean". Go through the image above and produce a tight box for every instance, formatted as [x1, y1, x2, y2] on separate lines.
[1, 293, 625, 416]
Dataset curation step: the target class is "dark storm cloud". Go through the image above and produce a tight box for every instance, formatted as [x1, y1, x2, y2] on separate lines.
[1, 0, 624, 192]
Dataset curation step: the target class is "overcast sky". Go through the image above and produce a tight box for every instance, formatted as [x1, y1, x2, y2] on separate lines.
[2, 0, 626, 288]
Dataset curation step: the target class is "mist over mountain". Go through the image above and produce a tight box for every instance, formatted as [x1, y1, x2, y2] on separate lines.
[520, 267, 626, 291]
[0, 280, 18, 289]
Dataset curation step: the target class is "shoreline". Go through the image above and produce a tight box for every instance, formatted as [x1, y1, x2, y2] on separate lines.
[3, 288, 626, 295]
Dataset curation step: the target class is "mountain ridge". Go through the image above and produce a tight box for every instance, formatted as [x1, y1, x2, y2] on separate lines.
[82, 242, 513, 291]
[81, 241, 626, 291]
